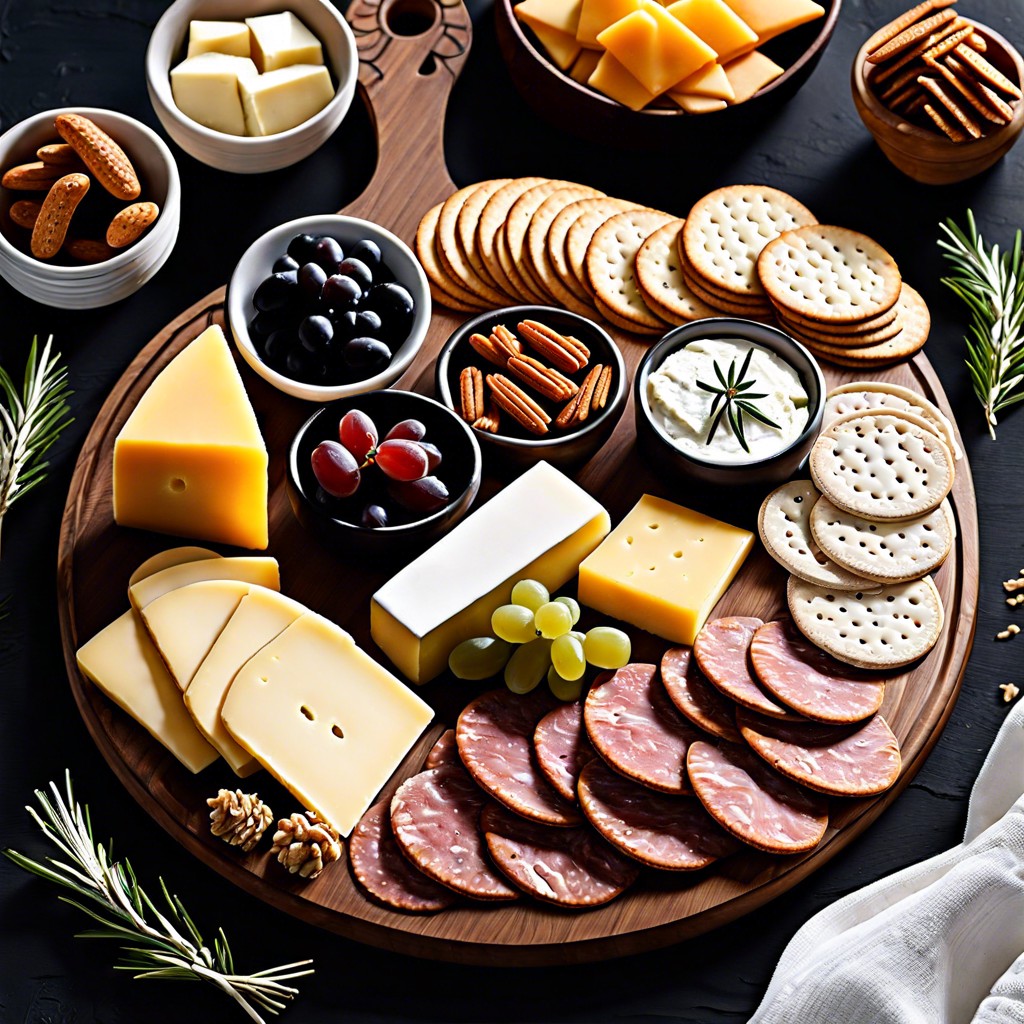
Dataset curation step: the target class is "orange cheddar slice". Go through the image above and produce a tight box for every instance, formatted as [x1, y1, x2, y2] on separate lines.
[598, 5, 716, 95]
[722, 48, 784, 102]
[669, 92, 729, 112]
[576, 0, 644, 47]
[530, 21, 583, 67]
[666, 0, 758, 64]
[588, 50, 659, 109]
[569, 47, 603, 82]
[723, 0, 824, 45]
[673, 60, 735, 100]
[515, 0, 584, 37]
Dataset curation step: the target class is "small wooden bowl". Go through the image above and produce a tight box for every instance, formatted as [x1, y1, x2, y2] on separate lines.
[852, 24, 1024, 185]
[495, 0, 841, 149]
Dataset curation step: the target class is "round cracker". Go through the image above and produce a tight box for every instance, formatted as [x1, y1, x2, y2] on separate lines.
[809, 495, 955, 584]
[677, 232, 775, 308]
[635, 219, 718, 322]
[787, 574, 944, 670]
[455, 177, 514, 296]
[415, 203, 488, 310]
[566, 200, 645, 297]
[477, 176, 548, 299]
[777, 292, 901, 334]
[681, 264, 775, 316]
[550, 197, 640, 301]
[526, 185, 605, 307]
[683, 184, 817, 298]
[777, 297, 906, 344]
[437, 182, 513, 305]
[593, 292, 666, 336]
[799, 289, 929, 362]
[801, 341, 912, 370]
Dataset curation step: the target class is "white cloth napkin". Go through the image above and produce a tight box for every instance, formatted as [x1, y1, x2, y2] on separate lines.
[749, 701, 1024, 1024]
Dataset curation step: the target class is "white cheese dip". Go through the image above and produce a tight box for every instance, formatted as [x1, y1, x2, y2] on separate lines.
[646, 338, 809, 464]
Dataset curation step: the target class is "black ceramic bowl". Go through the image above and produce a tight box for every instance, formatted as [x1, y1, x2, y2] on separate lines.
[634, 319, 825, 488]
[435, 305, 628, 470]
[287, 389, 482, 559]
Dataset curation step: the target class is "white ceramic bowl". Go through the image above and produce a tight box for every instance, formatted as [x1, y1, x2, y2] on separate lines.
[227, 214, 431, 401]
[0, 107, 180, 309]
[147, 0, 357, 173]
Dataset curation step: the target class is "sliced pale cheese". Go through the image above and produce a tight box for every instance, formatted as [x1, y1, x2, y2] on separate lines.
[569, 47, 602, 82]
[722, 48, 785, 102]
[240, 64, 334, 136]
[372, 462, 610, 685]
[140, 580, 253, 690]
[722, 0, 824, 45]
[76, 610, 217, 774]
[515, 0, 583, 36]
[186, 20, 251, 58]
[186, 587, 309, 776]
[128, 555, 280, 612]
[222, 613, 433, 836]
[578, 494, 754, 645]
[529, 22, 582, 68]
[671, 61, 735, 100]
[670, 92, 729, 112]
[170, 53, 259, 136]
[666, 0, 758, 64]
[113, 325, 269, 550]
[576, 0, 643, 48]
[245, 12, 323, 73]
[128, 546, 219, 588]
[588, 50, 659, 109]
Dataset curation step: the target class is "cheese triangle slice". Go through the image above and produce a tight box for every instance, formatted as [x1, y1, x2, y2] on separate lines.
[672, 60, 735, 100]
[722, 49, 785, 102]
[128, 546, 219, 588]
[722, 0, 824, 45]
[128, 555, 280, 611]
[113, 324, 269, 550]
[515, 0, 583, 36]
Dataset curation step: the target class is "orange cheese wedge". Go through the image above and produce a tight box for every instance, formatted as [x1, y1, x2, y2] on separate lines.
[588, 50, 659, 109]
[722, 48, 785, 102]
[673, 60, 735, 100]
[669, 92, 729, 112]
[569, 47, 603, 82]
[576, 0, 644, 48]
[667, 0, 758, 64]
[515, 0, 583, 36]
[722, 0, 824, 45]
[530, 21, 583, 67]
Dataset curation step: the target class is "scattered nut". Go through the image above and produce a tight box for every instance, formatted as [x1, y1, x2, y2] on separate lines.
[998, 682, 1020, 703]
[1003, 577, 1024, 592]
[996, 623, 1020, 640]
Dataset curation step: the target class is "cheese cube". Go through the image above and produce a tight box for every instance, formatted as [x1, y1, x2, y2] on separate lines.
[240, 65, 334, 136]
[722, 49, 785, 102]
[245, 12, 324, 72]
[722, 0, 824, 45]
[170, 53, 258, 136]
[222, 613, 434, 836]
[666, 0, 758, 64]
[128, 555, 280, 612]
[570, 48, 603, 82]
[576, 0, 643, 48]
[671, 61, 735, 100]
[186, 20, 251, 58]
[578, 495, 753, 644]
[113, 325, 269, 549]
[372, 462, 610, 685]
[530, 22, 583, 69]
[515, 0, 583, 36]
[598, 6, 716, 95]
[588, 50, 659, 109]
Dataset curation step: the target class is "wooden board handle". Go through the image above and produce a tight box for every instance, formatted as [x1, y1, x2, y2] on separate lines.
[344, 0, 472, 232]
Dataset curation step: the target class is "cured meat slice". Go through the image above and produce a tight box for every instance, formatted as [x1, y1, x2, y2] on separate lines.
[660, 646, 742, 743]
[533, 701, 596, 802]
[584, 663, 701, 794]
[424, 728, 459, 769]
[750, 619, 885, 724]
[480, 802, 639, 908]
[693, 616, 792, 719]
[390, 764, 519, 901]
[577, 759, 741, 870]
[457, 689, 582, 826]
[349, 800, 457, 912]
[736, 707, 902, 797]
[687, 740, 829, 854]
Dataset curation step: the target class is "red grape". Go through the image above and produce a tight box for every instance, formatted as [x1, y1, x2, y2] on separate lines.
[385, 418, 426, 442]
[311, 440, 360, 497]
[339, 409, 378, 460]
[361, 504, 389, 527]
[375, 438, 428, 481]
[389, 475, 449, 514]
[418, 441, 442, 472]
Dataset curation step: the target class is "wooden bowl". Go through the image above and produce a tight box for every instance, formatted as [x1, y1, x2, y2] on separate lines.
[495, 0, 842, 149]
[851, 24, 1024, 185]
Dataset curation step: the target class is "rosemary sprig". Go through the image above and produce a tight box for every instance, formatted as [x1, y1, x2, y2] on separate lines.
[0, 335, 74, 554]
[696, 349, 780, 453]
[4, 772, 313, 1022]
[938, 211, 1024, 440]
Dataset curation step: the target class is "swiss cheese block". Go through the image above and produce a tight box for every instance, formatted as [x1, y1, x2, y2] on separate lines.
[722, 49, 785, 102]
[672, 60, 735, 100]
[515, 0, 584, 36]
[76, 610, 217, 774]
[170, 53, 259, 136]
[186, 20, 251, 58]
[588, 51, 659, 110]
[722, 0, 824, 45]
[666, 0, 758, 64]
[185, 587, 308, 776]
[240, 64, 334, 136]
[245, 12, 323, 72]
[128, 555, 280, 612]
[128, 546, 218, 587]
[113, 325, 269, 550]
[372, 462, 610, 684]
[529, 22, 583, 68]
[576, 0, 643, 48]
[221, 613, 433, 836]
[578, 495, 753, 644]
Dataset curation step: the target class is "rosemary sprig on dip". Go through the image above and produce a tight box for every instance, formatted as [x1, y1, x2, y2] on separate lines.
[939, 211, 1024, 440]
[4, 772, 314, 1022]
[696, 349, 781, 453]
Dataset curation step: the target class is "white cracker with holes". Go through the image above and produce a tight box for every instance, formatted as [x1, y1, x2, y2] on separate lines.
[810, 496, 955, 584]
[787, 575, 944, 670]
[585, 209, 675, 328]
[759, 226, 902, 324]
[758, 481, 877, 591]
[682, 185, 817, 297]
[635, 219, 717, 322]
[810, 412, 954, 521]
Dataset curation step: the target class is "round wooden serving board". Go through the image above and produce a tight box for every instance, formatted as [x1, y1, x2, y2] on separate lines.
[57, 0, 979, 966]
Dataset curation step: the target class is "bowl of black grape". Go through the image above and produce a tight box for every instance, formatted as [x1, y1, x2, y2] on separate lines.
[287, 389, 482, 558]
[227, 213, 430, 401]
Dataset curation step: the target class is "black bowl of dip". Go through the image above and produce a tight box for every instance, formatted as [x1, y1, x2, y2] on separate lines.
[634, 318, 825, 489]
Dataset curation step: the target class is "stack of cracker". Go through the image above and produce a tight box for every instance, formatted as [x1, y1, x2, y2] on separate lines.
[862, 0, 1021, 143]
[758, 381, 961, 670]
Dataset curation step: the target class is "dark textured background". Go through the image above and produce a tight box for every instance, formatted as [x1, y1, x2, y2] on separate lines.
[0, 0, 1022, 1021]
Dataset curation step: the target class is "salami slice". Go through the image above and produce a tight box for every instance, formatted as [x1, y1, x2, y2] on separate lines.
[424, 728, 459, 769]
[687, 740, 829, 854]
[736, 707, 902, 797]
[750, 619, 886, 724]
[660, 646, 742, 743]
[457, 689, 582, 826]
[390, 764, 519, 901]
[349, 800, 457, 912]
[693, 616, 792, 719]
[577, 759, 740, 870]
[584, 663, 701, 794]
[480, 802, 639, 908]
[533, 701, 596, 802]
